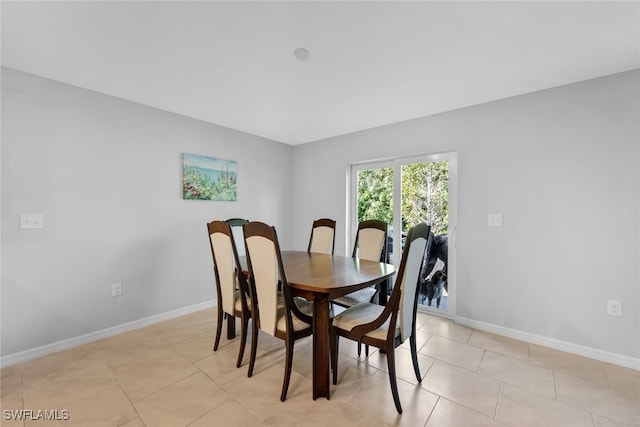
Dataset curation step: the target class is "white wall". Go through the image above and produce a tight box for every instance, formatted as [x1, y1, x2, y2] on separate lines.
[1, 68, 294, 357]
[292, 70, 640, 363]
[3, 67, 638, 367]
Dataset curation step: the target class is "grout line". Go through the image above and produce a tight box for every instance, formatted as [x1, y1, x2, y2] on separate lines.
[477, 349, 487, 373]
[423, 396, 440, 427]
[494, 382, 503, 421]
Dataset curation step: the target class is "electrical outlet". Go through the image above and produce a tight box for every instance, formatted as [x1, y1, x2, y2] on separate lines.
[607, 299, 621, 316]
[20, 214, 44, 229]
[488, 213, 503, 227]
[111, 282, 122, 297]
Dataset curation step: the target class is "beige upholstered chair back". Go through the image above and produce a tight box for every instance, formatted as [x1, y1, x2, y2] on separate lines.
[245, 233, 280, 337]
[308, 218, 336, 255]
[209, 225, 238, 317]
[356, 228, 386, 261]
[397, 225, 429, 342]
[309, 226, 334, 254]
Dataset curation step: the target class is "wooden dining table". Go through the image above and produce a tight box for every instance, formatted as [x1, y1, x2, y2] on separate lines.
[278, 250, 395, 400]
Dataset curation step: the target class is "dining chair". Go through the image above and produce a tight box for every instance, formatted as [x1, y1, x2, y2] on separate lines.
[243, 221, 314, 402]
[207, 220, 252, 368]
[332, 219, 388, 308]
[225, 217, 249, 257]
[307, 218, 336, 255]
[330, 222, 430, 414]
[331, 219, 388, 356]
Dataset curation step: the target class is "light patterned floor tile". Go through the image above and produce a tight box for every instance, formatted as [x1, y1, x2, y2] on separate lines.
[348, 370, 438, 426]
[1, 365, 23, 406]
[119, 417, 146, 427]
[171, 331, 217, 363]
[111, 348, 198, 402]
[225, 364, 359, 426]
[195, 337, 267, 386]
[421, 361, 500, 418]
[497, 383, 594, 427]
[331, 355, 379, 401]
[189, 399, 266, 427]
[24, 385, 137, 427]
[602, 363, 640, 400]
[479, 351, 556, 398]
[529, 344, 609, 385]
[555, 371, 640, 425]
[363, 346, 435, 386]
[22, 361, 117, 410]
[426, 398, 506, 427]
[3, 308, 637, 427]
[399, 329, 432, 353]
[420, 335, 485, 372]
[592, 413, 640, 427]
[134, 372, 230, 427]
[418, 317, 473, 343]
[467, 330, 529, 361]
[20, 343, 104, 390]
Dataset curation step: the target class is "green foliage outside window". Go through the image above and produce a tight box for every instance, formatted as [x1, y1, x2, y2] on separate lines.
[357, 160, 448, 236]
[357, 167, 394, 224]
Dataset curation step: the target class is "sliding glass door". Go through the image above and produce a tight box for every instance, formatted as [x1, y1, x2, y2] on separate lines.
[350, 153, 456, 315]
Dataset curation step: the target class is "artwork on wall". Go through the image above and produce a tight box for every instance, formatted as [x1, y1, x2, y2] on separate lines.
[182, 153, 237, 201]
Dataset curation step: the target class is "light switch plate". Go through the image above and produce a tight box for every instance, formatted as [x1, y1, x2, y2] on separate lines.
[488, 213, 503, 227]
[20, 214, 44, 229]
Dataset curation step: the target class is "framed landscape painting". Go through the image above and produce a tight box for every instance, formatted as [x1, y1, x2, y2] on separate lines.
[182, 153, 237, 201]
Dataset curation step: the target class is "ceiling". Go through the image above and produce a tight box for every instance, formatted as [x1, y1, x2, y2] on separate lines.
[2, 1, 639, 145]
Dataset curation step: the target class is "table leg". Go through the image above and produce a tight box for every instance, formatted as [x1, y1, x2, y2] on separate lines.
[312, 294, 330, 400]
[226, 315, 236, 339]
[379, 278, 389, 305]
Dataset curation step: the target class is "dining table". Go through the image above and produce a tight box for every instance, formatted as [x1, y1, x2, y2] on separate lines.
[277, 250, 395, 400]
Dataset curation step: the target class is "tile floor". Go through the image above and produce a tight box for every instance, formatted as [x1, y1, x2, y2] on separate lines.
[1, 308, 639, 427]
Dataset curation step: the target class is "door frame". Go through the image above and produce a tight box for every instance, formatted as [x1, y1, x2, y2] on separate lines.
[347, 151, 457, 317]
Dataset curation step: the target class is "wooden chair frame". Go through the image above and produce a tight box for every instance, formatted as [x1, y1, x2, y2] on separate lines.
[225, 217, 249, 257]
[207, 220, 252, 368]
[307, 218, 336, 255]
[330, 223, 431, 414]
[243, 221, 314, 402]
[350, 219, 388, 262]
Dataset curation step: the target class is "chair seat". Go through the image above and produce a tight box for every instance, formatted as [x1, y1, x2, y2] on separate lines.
[294, 296, 315, 316]
[332, 286, 377, 307]
[274, 293, 312, 312]
[273, 294, 314, 333]
[233, 289, 251, 312]
[332, 302, 399, 341]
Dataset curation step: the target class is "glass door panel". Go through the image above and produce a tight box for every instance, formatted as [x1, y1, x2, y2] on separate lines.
[354, 166, 393, 262]
[350, 153, 456, 316]
[401, 160, 449, 312]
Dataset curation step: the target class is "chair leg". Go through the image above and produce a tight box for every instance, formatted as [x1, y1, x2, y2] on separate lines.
[236, 313, 249, 368]
[386, 347, 403, 414]
[213, 308, 224, 351]
[409, 333, 422, 382]
[357, 343, 370, 357]
[248, 317, 259, 377]
[280, 335, 295, 402]
[330, 328, 339, 385]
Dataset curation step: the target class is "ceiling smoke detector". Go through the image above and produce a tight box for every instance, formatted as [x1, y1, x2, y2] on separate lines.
[294, 48, 310, 61]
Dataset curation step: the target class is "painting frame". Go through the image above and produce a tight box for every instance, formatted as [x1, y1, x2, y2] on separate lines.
[182, 153, 237, 201]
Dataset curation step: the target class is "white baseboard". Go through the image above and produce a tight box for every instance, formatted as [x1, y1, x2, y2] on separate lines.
[4, 303, 637, 371]
[455, 316, 640, 371]
[0, 299, 216, 368]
